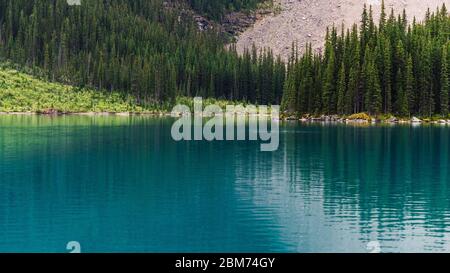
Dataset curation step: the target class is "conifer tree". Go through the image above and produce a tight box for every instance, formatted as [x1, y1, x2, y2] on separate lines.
[337, 62, 346, 114]
[405, 56, 414, 116]
[323, 46, 336, 114]
[441, 45, 449, 116]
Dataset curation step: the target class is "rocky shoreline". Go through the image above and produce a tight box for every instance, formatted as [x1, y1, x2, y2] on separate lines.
[282, 114, 450, 125]
[2, 110, 450, 125]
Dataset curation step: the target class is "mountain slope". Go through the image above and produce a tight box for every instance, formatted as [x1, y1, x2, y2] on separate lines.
[0, 0, 284, 106]
[236, 0, 450, 60]
[0, 64, 145, 113]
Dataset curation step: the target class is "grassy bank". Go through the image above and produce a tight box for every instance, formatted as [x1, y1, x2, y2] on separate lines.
[0, 65, 248, 115]
[0, 66, 150, 113]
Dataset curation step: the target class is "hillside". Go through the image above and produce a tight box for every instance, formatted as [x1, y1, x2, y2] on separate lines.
[0, 64, 240, 114]
[0, 64, 146, 113]
[0, 0, 284, 106]
[236, 0, 450, 60]
[0, 1, 448, 118]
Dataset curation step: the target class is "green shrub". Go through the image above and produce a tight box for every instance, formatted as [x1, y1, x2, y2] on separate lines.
[0, 67, 148, 113]
[347, 113, 371, 121]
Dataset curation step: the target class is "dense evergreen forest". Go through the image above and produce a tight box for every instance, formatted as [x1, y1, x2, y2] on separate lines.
[0, 0, 448, 117]
[282, 2, 450, 117]
[0, 0, 284, 108]
[187, 0, 266, 20]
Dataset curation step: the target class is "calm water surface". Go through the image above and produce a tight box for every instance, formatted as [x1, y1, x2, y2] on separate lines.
[1, 115, 450, 253]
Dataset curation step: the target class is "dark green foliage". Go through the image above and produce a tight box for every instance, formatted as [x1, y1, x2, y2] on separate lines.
[187, 0, 266, 20]
[336, 61, 346, 115]
[0, 0, 283, 107]
[282, 1, 450, 117]
[441, 44, 449, 116]
[0, 0, 448, 117]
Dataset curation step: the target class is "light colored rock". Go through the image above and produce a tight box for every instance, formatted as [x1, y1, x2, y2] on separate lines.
[387, 117, 398, 123]
[347, 118, 369, 124]
[10, 112, 35, 115]
[66, 0, 81, 6]
[115, 112, 130, 116]
[411, 117, 422, 123]
[101, 112, 112, 116]
[75, 112, 97, 116]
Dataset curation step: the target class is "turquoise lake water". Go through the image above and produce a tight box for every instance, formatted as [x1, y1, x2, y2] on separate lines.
[1, 115, 450, 253]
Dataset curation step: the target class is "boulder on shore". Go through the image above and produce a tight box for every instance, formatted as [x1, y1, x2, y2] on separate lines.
[116, 112, 130, 116]
[387, 117, 398, 123]
[411, 117, 422, 123]
[348, 119, 368, 124]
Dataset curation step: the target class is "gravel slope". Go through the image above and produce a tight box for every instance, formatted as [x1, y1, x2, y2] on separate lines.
[236, 0, 450, 60]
